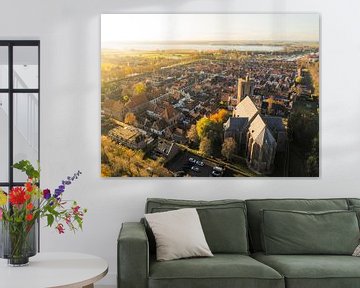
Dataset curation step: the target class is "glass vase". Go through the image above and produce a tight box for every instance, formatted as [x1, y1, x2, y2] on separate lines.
[0, 220, 37, 266]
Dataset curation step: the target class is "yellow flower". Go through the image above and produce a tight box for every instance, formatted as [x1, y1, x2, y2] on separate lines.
[0, 190, 7, 206]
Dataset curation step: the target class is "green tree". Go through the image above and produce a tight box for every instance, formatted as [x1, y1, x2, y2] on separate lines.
[306, 155, 319, 177]
[199, 137, 212, 156]
[288, 111, 318, 150]
[306, 137, 319, 177]
[206, 122, 223, 155]
[221, 137, 237, 160]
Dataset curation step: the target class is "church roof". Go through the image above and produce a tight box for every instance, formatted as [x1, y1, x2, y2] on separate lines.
[224, 117, 248, 132]
[233, 96, 258, 121]
[249, 115, 276, 146]
[263, 116, 286, 133]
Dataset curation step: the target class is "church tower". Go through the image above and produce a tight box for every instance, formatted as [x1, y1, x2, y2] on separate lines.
[237, 74, 254, 104]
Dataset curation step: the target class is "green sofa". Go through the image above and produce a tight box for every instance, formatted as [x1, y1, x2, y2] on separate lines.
[118, 198, 360, 288]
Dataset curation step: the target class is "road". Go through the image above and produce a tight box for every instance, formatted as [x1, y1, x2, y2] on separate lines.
[166, 150, 233, 177]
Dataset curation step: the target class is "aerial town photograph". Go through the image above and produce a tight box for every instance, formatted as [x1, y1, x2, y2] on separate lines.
[101, 14, 319, 177]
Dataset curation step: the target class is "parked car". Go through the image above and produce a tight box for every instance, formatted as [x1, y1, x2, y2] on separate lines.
[211, 170, 222, 177]
[196, 160, 204, 166]
[191, 166, 200, 172]
[188, 158, 196, 163]
[174, 171, 186, 177]
[213, 166, 224, 173]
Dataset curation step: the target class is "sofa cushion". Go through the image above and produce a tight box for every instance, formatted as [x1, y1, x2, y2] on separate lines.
[145, 208, 213, 261]
[349, 205, 360, 228]
[149, 254, 284, 288]
[252, 252, 360, 288]
[246, 198, 349, 252]
[261, 209, 359, 255]
[146, 198, 249, 254]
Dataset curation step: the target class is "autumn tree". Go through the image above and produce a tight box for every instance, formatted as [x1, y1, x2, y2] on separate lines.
[221, 137, 237, 160]
[187, 124, 199, 144]
[122, 95, 129, 102]
[199, 137, 212, 156]
[295, 76, 303, 84]
[133, 82, 146, 96]
[101, 136, 171, 177]
[124, 112, 137, 126]
[196, 114, 224, 156]
[209, 109, 229, 123]
[196, 117, 212, 139]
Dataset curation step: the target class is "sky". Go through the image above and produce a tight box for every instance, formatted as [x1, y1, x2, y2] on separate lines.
[101, 14, 319, 43]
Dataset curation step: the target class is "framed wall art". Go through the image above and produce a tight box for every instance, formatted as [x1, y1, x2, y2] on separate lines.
[101, 14, 319, 177]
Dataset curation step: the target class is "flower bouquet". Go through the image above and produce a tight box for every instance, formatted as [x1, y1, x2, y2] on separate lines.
[0, 160, 87, 266]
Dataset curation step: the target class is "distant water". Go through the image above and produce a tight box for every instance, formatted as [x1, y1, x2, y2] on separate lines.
[102, 42, 284, 52]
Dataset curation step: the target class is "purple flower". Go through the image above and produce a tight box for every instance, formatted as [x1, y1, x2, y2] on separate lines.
[54, 189, 63, 198]
[43, 189, 51, 200]
[54, 170, 82, 199]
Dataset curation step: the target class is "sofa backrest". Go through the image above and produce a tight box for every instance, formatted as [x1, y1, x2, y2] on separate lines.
[145, 198, 249, 254]
[348, 198, 360, 207]
[245, 198, 349, 252]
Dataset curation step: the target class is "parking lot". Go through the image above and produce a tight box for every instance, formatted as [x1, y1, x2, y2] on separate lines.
[166, 150, 229, 177]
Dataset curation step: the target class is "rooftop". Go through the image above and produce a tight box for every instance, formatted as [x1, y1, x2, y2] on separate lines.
[233, 96, 259, 121]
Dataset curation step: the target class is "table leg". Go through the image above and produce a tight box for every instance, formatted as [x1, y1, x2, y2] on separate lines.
[82, 284, 94, 288]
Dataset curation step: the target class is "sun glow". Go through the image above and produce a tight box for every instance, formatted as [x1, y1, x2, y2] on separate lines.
[101, 14, 319, 44]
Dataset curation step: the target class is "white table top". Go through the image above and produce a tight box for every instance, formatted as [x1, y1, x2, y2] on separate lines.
[0, 252, 108, 288]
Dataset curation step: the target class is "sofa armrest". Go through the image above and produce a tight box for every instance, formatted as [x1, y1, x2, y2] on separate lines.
[118, 222, 149, 288]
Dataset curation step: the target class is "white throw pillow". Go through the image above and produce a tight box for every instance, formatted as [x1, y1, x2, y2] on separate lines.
[145, 208, 213, 261]
[353, 244, 360, 256]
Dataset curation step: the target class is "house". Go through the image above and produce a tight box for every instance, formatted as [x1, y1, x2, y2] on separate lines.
[151, 119, 169, 136]
[125, 93, 149, 113]
[162, 103, 181, 125]
[154, 139, 179, 163]
[109, 123, 150, 150]
[102, 99, 125, 121]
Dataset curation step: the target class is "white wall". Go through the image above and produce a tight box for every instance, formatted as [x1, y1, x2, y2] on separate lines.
[1, 0, 360, 285]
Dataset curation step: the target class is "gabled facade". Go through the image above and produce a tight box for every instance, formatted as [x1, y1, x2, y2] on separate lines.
[224, 96, 284, 174]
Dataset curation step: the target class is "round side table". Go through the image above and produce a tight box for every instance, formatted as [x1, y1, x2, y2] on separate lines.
[0, 252, 108, 288]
